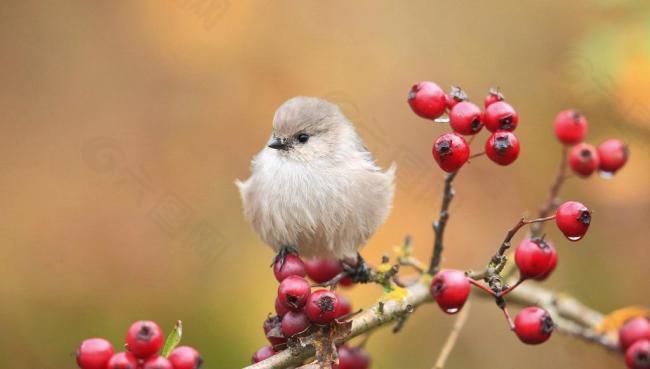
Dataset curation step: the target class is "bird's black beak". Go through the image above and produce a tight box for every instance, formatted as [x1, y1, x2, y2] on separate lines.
[268, 137, 288, 150]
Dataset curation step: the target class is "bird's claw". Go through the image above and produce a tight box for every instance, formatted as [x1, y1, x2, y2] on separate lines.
[272, 246, 298, 270]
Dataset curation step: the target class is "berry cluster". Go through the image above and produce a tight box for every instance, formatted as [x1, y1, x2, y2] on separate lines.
[408, 80, 630, 348]
[409, 83, 521, 172]
[554, 109, 629, 178]
[76, 321, 202, 369]
[619, 317, 650, 369]
[253, 255, 370, 369]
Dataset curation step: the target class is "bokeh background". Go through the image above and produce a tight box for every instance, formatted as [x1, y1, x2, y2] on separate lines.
[1, 1, 649, 368]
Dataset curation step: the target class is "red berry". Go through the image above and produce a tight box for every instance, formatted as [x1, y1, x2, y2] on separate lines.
[626, 340, 650, 369]
[126, 321, 164, 359]
[339, 276, 354, 287]
[569, 143, 600, 177]
[483, 101, 518, 132]
[334, 293, 352, 319]
[168, 346, 203, 369]
[450, 101, 483, 135]
[76, 338, 114, 369]
[597, 139, 629, 174]
[338, 345, 371, 369]
[485, 131, 520, 165]
[305, 289, 340, 325]
[446, 85, 468, 110]
[430, 270, 470, 314]
[536, 243, 558, 281]
[555, 201, 591, 241]
[432, 133, 470, 173]
[281, 310, 311, 337]
[514, 307, 554, 345]
[251, 346, 276, 363]
[275, 296, 289, 317]
[408, 81, 447, 119]
[273, 254, 306, 282]
[304, 258, 343, 284]
[554, 109, 588, 145]
[620, 318, 650, 350]
[263, 315, 281, 335]
[265, 325, 287, 348]
[143, 356, 173, 369]
[514, 238, 557, 280]
[277, 275, 311, 311]
[106, 352, 138, 369]
[484, 88, 504, 108]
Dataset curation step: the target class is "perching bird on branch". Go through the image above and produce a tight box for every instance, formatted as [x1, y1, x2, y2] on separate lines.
[236, 96, 395, 281]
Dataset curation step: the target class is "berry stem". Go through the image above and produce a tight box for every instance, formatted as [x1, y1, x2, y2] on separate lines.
[468, 278, 496, 297]
[429, 171, 459, 274]
[501, 306, 516, 330]
[469, 151, 485, 159]
[531, 145, 569, 236]
[500, 278, 525, 297]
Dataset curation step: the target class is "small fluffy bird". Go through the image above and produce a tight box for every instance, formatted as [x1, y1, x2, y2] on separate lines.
[236, 96, 395, 280]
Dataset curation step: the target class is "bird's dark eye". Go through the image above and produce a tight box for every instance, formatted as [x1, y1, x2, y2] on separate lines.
[297, 133, 310, 143]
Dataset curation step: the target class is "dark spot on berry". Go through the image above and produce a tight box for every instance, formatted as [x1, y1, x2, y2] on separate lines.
[136, 324, 153, 342]
[571, 109, 583, 123]
[317, 296, 336, 319]
[579, 149, 592, 159]
[531, 237, 551, 252]
[493, 135, 511, 155]
[634, 350, 649, 366]
[195, 355, 204, 369]
[287, 295, 299, 309]
[540, 313, 555, 334]
[437, 140, 452, 156]
[432, 279, 445, 296]
[577, 209, 591, 225]
[499, 115, 514, 130]
[471, 118, 481, 132]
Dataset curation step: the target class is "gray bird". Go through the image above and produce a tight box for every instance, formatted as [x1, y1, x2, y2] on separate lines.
[236, 96, 395, 281]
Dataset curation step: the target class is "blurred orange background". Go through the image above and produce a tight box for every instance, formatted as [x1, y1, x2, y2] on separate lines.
[0, 1, 648, 368]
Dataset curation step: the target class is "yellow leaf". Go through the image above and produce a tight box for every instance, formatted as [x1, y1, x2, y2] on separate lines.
[595, 306, 650, 333]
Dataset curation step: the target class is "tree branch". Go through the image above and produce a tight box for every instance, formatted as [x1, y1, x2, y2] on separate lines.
[531, 146, 569, 236]
[432, 302, 471, 369]
[429, 172, 458, 274]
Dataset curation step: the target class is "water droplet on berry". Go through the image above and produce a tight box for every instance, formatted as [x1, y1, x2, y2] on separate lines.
[598, 170, 614, 179]
[445, 308, 459, 314]
[567, 235, 582, 241]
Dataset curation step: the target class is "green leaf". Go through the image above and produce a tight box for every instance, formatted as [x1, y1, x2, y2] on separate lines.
[161, 320, 183, 358]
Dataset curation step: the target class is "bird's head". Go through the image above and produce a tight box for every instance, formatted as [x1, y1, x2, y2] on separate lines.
[267, 96, 351, 161]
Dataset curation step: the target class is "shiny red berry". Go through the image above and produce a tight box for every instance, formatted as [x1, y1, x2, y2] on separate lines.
[281, 310, 311, 337]
[514, 307, 554, 344]
[251, 346, 276, 363]
[338, 345, 371, 369]
[620, 318, 650, 350]
[554, 109, 588, 145]
[597, 139, 629, 174]
[273, 254, 306, 282]
[514, 238, 557, 280]
[278, 275, 311, 311]
[126, 321, 164, 359]
[485, 131, 520, 165]
[569, 143, 600, 177]
[275, 296, 289, 317]
[483, 101, 518, 132]
[450, 101, 483, 135]
[536, 243, 558, 281]
[432, 133, 470, 173]
[408, 81, 447, 119]
[626, 340, 650, 369]
[555, 201, 591, 241]
[446, 85, 468, 110]
[304, 258, 343, 284]
[143, 356, 173, 369]
[305, 289, 340, 325]
[76, 338, 114, 369]
[484, 88, 504, 108]
[169, 346, 203, 369]
[430, 269, 471, 314]
[106, 352, 138, 369]
[334, 293, 352, 319]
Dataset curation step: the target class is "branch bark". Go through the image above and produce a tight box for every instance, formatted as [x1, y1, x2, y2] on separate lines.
[531, 146, 568, 236]
[429, 172, 458, 274]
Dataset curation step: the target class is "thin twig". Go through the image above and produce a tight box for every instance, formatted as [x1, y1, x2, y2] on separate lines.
[433, 303, 471, 369]
[531, 146, 568, 236]
[469, 151, 485, 159]
[429, 172, 459, 274]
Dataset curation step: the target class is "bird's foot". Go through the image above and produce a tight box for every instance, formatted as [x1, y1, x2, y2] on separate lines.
[343, 253, 371, 284]
[271, 246, 299, 270]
